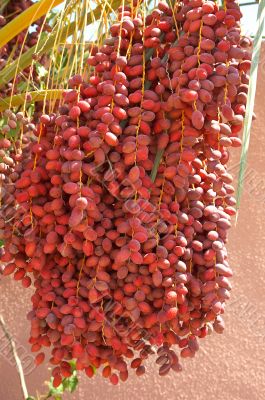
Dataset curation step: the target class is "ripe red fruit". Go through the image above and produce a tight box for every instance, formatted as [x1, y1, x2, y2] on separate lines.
[85, 366, 95, 378]
[109, 373, 119, 385]
[35, 352, 45, 366]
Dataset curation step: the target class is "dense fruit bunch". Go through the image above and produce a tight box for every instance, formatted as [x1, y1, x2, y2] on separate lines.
[0, 0, 49, 237]
[0, 0, 252, 386]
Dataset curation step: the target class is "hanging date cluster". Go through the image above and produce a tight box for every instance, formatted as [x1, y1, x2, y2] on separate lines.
[0, 0, 252, 386]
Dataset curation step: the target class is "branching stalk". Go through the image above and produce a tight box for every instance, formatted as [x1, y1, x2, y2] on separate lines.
[0, 315, 29, 400]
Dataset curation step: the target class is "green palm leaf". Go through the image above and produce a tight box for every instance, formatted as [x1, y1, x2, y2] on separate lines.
[236, 0, 265, 216]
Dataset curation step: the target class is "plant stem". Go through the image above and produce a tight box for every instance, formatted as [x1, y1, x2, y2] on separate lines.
[0, 315, 29, 400]
[0, 0, 10, 14]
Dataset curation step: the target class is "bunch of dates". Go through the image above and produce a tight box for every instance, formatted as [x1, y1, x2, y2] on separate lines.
[0, 0, 252, 387]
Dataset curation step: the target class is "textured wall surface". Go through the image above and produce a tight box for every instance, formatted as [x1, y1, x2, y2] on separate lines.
[1, 45, 265, 400]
